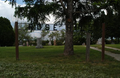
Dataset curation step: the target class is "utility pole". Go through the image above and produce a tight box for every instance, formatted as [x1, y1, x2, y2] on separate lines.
[15, 22, 19, 60]
[86, 32, 90, 62]
[102, 23, 105, 61]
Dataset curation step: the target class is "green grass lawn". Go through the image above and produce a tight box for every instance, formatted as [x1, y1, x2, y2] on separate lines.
[91, 44, 120, 54]
[0, 45, 120, 77]
[106, 44, 120, 49]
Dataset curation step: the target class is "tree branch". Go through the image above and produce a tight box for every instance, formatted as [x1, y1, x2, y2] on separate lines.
[74, 4, 108, 14]
[59, 0, 67, 13]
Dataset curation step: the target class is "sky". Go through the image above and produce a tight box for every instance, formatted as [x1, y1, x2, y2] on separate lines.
[16, 0, 25, 5]
[0, 0, 56, 27]
[0, 0, 15, 26]
[0, 0, 64, 39]
[0, 0, 26, 27]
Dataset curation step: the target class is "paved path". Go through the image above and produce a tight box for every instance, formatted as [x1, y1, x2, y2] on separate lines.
[105, 46, 120, 51]
[90, 47, 120, 61]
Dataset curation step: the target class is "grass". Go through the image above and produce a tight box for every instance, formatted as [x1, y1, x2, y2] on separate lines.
[91, 44, 120, 54]
[106, 44, 120, 49]
[0, 45, 120, 77]
[105, 48, 120, 54]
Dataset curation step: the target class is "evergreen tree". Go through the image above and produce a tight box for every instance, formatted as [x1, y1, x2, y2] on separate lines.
[0, 17, 15, 46]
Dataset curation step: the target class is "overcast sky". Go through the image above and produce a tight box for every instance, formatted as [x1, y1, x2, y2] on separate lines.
[0, 0, 26, 27]
[0, 0, 86, 27]
[0, 0, 64, 38]
[0, 0, 55, 27]
[0, 0, 14, 26]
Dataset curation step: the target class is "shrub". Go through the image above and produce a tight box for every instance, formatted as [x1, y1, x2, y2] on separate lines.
[42, 40, 49, 45]
[56, 40, 63, 45]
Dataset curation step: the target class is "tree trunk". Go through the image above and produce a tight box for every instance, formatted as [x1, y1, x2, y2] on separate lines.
[64, 0, 74, 55]
[86, 32, 90, 62]
[118, 37, 120, 44]
[111, 37, 114, 44]
[116, 37, 119, 44]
